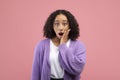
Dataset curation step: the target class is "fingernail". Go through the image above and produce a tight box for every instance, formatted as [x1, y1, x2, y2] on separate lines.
[68, 29, 71, 31]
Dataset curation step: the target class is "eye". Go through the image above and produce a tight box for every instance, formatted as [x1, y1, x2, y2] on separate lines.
[63, 23, 68, 26]
[54, 23, 59, 26]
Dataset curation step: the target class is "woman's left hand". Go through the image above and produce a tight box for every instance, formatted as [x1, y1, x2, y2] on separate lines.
[60, 29, 70, 45]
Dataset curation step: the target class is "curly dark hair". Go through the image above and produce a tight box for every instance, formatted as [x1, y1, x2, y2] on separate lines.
[43, 9, 80, 40]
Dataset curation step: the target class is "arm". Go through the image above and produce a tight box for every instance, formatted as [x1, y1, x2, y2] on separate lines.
[31, 43, 40, 80]
[59, 41, 86, 75]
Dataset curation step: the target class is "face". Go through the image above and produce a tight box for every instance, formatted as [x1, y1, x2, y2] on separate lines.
[53, 14, 69, 39]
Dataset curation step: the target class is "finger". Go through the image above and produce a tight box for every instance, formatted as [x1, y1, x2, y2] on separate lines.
[60, 29, 70, 44]
[64, 26, 69, 31]
[62, 29, 70, 40]
[65, 29, 71, 36]
[62, 30, 66, 38]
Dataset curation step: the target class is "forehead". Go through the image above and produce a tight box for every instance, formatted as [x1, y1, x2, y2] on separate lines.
[54, 14, 68, 22]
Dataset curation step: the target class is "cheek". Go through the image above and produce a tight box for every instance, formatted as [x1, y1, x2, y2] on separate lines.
[67, 26, 69, 29]
[64, 26, 69, 30]
[53, 27, 58, 33]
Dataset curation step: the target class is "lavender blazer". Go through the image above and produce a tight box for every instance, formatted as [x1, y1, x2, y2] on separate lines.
[31, 39, 86, 80]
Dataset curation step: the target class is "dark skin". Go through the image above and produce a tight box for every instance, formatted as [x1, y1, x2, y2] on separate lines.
[51, 14, 71, 46]
[51, 29, 70, 46]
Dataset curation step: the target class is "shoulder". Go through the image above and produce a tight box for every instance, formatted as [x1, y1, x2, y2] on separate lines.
[35, 38, 49, 49]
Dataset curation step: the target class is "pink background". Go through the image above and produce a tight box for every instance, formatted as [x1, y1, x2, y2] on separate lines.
[0, 0, 120, 80]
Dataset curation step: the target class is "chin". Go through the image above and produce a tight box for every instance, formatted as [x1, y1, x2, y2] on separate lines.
[57, 37, 61, 39]
[56, 36, 62, 39]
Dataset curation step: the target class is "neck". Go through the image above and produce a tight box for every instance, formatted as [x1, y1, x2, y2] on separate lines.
[51, 37, 60, 46]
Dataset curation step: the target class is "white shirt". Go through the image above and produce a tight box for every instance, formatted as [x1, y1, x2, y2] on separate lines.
[50, 39, 70, 78]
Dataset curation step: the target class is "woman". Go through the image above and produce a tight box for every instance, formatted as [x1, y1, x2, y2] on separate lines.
[31, 9, 86, 80]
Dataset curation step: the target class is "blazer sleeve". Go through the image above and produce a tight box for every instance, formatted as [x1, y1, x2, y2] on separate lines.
[59, 41, 86, 75]
[31, 43, 40, 80]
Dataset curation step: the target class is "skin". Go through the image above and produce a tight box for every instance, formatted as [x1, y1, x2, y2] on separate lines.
[51, 14, 70, 46]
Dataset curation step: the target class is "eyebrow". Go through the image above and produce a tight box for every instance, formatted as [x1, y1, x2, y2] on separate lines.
[62, 20, 68, 22]
[54, 20, 68, 22]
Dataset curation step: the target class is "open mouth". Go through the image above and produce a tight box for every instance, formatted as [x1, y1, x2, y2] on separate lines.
[58, 32, 64, 36]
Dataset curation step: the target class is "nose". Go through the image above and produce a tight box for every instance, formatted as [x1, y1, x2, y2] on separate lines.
[58, 24, 64, 31]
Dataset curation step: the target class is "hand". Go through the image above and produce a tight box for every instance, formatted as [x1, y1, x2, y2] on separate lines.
[60, 29, 70, 45]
